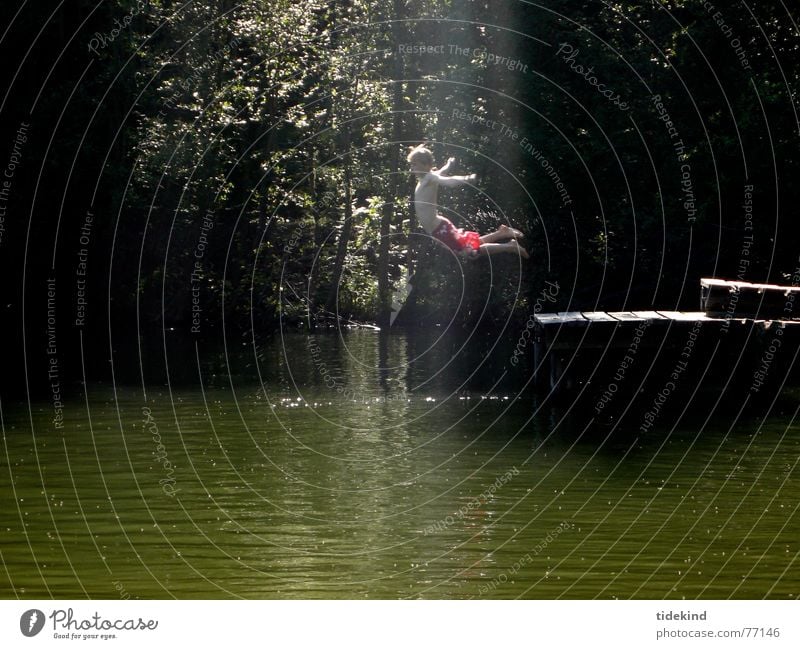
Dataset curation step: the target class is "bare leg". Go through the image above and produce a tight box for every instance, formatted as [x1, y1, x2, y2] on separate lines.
[477, 240, 529, 259]
[479, 224, 524, 243]
[499, 224, 524, 239]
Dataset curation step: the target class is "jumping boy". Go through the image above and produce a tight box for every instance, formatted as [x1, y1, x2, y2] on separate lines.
[407, 144, 529, 260]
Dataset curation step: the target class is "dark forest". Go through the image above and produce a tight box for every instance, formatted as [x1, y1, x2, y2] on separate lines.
[1, 1, 798, 391]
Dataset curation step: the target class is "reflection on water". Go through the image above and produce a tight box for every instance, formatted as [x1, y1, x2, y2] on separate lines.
[1, 330, 798, 598]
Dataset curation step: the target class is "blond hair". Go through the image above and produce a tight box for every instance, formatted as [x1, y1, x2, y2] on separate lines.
[406, 143, 434, 168]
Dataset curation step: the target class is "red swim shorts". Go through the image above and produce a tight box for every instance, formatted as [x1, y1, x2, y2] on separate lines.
[431, 217, 481, 253]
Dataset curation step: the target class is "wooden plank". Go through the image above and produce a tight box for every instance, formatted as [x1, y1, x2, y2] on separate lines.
[656, 311, 711, 321]
[658, 311, 716, 322]
[679, 311, 714, 320]
[536, 311, 590, 326]
[701, 278, 729, 287]
[701, 277, 800, 319]
[538, 308, 799, 328]
[607, 311, 646, 322]
[632, 311, 667, 319]
[581, 311, 617, 322]
[557, 311, 588, 321]
[701, 277, 800, 293]
[535, 312, 586, 325]
[654, 311, 683, 320]
[535, 314, 568, 326]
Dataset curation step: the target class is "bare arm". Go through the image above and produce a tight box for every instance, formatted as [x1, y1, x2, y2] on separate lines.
[433, 172, 477, 188]
[436, 157, 456, 175]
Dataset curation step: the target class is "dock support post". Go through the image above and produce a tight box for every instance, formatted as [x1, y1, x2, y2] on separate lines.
[549, 354, 564, 393]
[533, 325, 549, 390]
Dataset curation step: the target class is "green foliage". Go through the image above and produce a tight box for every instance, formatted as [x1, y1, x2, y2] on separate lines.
[30, 0, 799, 336]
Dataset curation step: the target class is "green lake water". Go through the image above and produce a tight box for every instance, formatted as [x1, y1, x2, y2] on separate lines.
[1, 331, 798, 599]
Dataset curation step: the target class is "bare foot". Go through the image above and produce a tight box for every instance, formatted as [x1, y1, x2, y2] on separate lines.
[499, 224, 524, 239]
[514, 240, 529, 259]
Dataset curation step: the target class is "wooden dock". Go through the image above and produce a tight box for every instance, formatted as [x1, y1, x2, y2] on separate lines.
[531, 279, 800, 395]
[701, 278, 800, 319]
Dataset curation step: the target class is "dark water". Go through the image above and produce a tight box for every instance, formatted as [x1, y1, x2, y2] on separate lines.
[1, 330, 798, 599]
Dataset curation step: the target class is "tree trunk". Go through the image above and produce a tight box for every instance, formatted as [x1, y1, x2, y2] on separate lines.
[376, 0, 406, 328]
[307, 150, 321, 330]
[325, 159, 354, 317]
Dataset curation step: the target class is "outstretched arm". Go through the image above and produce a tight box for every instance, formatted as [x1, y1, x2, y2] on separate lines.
[433, 172, 477, 188]
[436, 157, 456, 175]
